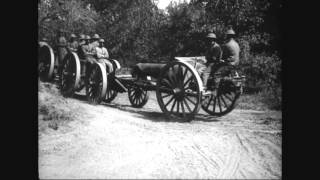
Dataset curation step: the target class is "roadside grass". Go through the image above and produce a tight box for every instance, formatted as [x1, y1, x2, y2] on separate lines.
[237, 93, 273, 111]
[38, 81, 85, 133]
[236, 92, 281, 111]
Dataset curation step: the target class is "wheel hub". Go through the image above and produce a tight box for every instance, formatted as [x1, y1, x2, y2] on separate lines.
[173, 88, 184, 101]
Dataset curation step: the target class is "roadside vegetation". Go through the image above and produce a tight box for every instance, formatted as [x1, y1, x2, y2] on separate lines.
[38, 82, 85, 132]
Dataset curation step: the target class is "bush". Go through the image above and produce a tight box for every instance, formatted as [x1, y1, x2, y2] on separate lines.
[38, 81, 85, 132]
[239, 53, 281, 110]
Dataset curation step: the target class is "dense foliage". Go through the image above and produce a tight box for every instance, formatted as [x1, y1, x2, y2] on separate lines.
[38, 0, 283, 109]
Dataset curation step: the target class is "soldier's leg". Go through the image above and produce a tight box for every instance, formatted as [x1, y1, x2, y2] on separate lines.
[80, 60, 86, 77]
[104, 59, 114, 73]
[85, 57, 96, 78]
[202, 63, 214, 90]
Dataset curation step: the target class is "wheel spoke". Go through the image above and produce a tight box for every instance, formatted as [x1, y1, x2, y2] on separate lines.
[170, 99, 177, 113]
[133, 95, 138, 105]
[205, 95, 214, 109]
[185, 96, 196, 105]
[161, 93, 172, 99]
[176, 101, 180, 114]
[182, 67, 188, 81]
[220, 95, 228, 108]
[183, 76, 193, 88]
[130, 90, 137, 99]
[164, 96, 175, 107]
[213, 97, 216, 112]
[223, 93, 233, 102]
[181, 100, 186, 116]
[172, 66, 179, 85]
[177, 65, 184, 87]
[182, 99, 192, 113]
[217, 96, 222, 112]
[142, 90, 147, 97]
[168, 67, 177, 85]
[165, 74, 174, 87]
[137, 96, 141, 105]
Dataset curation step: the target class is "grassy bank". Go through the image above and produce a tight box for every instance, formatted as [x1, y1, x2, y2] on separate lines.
[38, 81, 85, 133]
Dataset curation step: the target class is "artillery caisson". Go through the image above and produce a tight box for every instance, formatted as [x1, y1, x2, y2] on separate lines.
[102, 57, 245, 121]
[59, 51, 107, 104]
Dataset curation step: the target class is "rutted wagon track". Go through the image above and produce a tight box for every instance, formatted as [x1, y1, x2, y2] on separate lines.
[39, 88, 281, 179]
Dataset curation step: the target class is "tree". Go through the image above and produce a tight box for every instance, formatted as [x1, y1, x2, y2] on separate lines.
[38, 0, 99, 44]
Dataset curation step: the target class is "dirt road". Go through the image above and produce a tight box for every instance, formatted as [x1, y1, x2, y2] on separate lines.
[39, 91, 281, 179]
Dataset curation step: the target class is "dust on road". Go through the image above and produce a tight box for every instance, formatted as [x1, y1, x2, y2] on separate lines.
[39, 91, 281, 179]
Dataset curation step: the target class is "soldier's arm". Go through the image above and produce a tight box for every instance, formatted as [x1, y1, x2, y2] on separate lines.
[104, 48, 109, 59]
[226, 47, 236, 62]
[96, 47, 103, 58]
[82, 45, 89, 55]
[91, 46, 97, 56]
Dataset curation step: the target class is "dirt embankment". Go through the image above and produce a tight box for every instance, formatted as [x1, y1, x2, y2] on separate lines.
[38, 83, 281, 179]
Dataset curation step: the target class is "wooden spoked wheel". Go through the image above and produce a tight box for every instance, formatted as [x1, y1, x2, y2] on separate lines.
[128, 84, 149, 108]
[156, 61, 203, 121]
[38, 43, 55, 81]
[102, 61, 118, 103]
[60, 52, 81, 97]
[201, 64, 241, 116]
[86, 62, 107, 104]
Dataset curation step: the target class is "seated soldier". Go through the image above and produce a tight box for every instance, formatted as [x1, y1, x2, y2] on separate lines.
[221, 27, 241, 77]
[90, 34, 100, 50]
[57, 30, 68, 72]
[77, 35, 97, 79]
[95, 38, 113, 73]
[221, 27, 240, 66]
[200, 32, 222, 92]
[67, 33, 78, 52]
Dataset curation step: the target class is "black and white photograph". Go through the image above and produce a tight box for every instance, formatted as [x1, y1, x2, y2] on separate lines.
[38, 0, 282, 179]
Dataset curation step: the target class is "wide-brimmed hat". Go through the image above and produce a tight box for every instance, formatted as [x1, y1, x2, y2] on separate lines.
[70, 33, 77, 38]
[86, 35, 91, 40]
[99, 38, 105, 43]
[226, 29, 236, 35]
[92, 34, 100, 40]
[79, 34, 85, 40]
[206, 33, 217, 39]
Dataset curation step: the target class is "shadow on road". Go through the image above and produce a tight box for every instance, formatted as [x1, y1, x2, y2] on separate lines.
[71, 92, 221, 123]
[102, 102, 220, 123]
[72, 93, 88, 102]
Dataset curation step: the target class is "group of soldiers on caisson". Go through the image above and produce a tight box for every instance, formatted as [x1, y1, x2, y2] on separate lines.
[200, 27, 240, 94]
[41, 30, 111, 86]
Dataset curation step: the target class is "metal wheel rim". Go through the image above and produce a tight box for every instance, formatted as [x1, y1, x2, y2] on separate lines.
[86, 62, 107, 104]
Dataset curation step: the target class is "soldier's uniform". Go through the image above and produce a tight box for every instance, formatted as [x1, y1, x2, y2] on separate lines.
[78, 34, 86, 46]
[57, 32, 68, 67]
[77, 35, 97, 77]
[221, 29, 240, 65]
[200, 33, 223, 89]
[67, 34, 78, 52]
[89, 34, 100, 55]
[95, 39, 113, 72]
